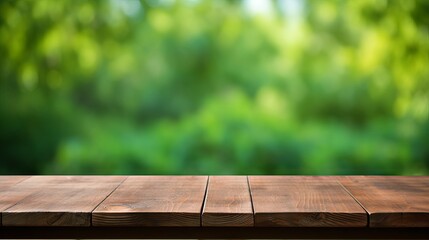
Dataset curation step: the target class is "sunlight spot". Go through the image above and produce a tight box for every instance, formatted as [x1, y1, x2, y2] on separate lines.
[243, 0, 272, 16]
[110, 0, 141, 16]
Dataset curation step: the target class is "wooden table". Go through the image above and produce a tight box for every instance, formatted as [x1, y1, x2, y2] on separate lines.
[0, 176, 428, 239]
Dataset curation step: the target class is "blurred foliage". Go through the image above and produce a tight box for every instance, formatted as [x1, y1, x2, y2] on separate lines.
[0, 0, 428, 175]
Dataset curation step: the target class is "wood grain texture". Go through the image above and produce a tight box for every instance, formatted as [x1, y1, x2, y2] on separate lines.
[0, 176, 30, 226]
[202, 176, 253, 226]
[2, 176, 126, 226]
[0, 176, 29, 190]
[92, 176, 208, 226]
[249, 176, 367, 227]
[339, 176, 429, 227]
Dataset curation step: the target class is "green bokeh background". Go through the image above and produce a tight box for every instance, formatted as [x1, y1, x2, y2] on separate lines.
[1, 0, 428, 175]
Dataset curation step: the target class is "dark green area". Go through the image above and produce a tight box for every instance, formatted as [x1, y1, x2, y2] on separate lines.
[1, 0, 428, 175]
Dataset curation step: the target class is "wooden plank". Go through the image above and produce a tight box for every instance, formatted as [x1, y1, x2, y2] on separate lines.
[0, 176, 30, 226]
[0, 176, 29, 190]
[249, 176, 367, 227]
[2, 176, 126, 226]
[92, 176, 208, 226]
[202, 176, 253, 226]
[339, 176, 429, 227]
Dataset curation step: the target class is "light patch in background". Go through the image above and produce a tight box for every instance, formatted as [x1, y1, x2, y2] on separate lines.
[279, 0, 303, 21]
[110, 0, 142, 16]
[243, 0, 303, 36]
[243, 0, 273, 16]
[279, 0, 304, 36]
[243, 0, 303, 20]
[147, 0, 175, 7]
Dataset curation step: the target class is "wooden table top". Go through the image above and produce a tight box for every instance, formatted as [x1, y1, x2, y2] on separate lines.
[0, 175, 428, 228]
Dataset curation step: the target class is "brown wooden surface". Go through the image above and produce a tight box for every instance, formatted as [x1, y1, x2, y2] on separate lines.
[0, 176, 30, 226]
[249, 176, 367, 227]
[0, 176, 29, 190]
[92, 176, 208, 226]
[202, 176, 253, 226]
[339, 176, 429, 227]
[1, 175, 428, 230]
[2, 176, 125, 226]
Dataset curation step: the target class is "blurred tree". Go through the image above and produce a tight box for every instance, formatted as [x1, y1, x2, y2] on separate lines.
[0, 0, 427, 175]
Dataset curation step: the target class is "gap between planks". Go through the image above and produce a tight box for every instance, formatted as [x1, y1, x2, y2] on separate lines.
[199, 176, 210, 226]
[336, 178, 370, 227]
[89, 176, 129, 226]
